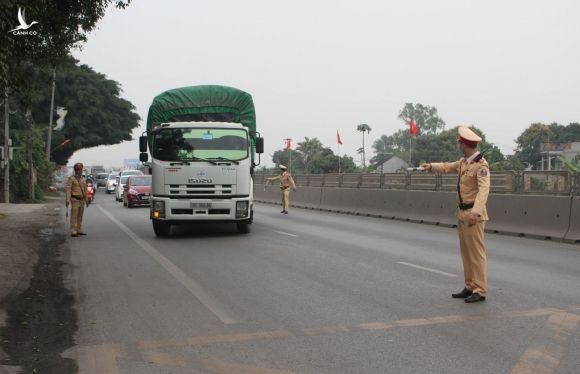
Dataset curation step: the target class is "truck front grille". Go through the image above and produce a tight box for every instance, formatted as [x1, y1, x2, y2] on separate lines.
[168, 184, 233, 195]
[171, 209, 231, 215]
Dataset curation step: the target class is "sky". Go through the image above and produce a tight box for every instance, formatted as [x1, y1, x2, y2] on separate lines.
[70, 0, 580, 168]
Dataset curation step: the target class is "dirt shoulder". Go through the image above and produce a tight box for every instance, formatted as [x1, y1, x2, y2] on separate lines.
[0, 196, 77, 373]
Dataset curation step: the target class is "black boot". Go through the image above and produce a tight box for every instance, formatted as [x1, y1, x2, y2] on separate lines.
[451, 288, 472, 299]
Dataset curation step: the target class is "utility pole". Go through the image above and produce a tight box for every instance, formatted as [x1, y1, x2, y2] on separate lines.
[46, 67, 56, 161]
[3, 87, 9, 203]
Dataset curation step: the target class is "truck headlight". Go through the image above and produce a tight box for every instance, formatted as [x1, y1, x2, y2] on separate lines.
[236, 201, 248, 218]
[151, 200, 165, 219]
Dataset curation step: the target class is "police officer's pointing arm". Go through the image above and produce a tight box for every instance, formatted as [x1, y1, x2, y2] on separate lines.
[421, 160, 461, 174]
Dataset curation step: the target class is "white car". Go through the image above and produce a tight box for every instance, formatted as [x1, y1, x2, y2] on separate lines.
[115, 170, 144, 201]
[105, 173, 118, 194]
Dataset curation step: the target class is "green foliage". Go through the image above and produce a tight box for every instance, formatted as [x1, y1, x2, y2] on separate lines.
[559, 154, 580, 172]
[490, 155, 525, 171]
[515, 122, 580, 169]
[514, 123, 552, 169]
[372, 124, 505, 167]
[270, 137, 357, 174]
[398, 103, 446, 135]
[272, 149, 304, 172]
[1, 126, 51, 202]
[41, 57, 141, 165]
[1, 0, 132, 85]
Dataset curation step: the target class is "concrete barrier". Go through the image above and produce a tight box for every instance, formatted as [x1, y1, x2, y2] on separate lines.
[318, 189, 457, 226]
[564, 196, 580, 243]
[255, 184, 322, 210]
[256, 185, 576, 242]
[486, 194, 571, 240]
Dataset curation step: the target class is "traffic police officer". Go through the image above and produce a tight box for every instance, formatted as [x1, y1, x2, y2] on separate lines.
[266, 165, 297, 214]
[421, 127, 490, 303]
[66, 162, 89, 237]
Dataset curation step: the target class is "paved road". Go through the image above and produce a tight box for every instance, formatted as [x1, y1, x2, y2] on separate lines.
[63, 188, 580, 374]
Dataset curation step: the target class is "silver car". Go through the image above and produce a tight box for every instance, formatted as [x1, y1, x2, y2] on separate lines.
[105, 173, 118, 194]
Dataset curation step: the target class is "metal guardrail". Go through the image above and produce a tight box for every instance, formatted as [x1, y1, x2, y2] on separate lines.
[256, 171, 580, 195]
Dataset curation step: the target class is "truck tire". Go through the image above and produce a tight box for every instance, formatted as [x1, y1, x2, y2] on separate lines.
[237, 221, 251, 234]
[153, 221, 171, 237]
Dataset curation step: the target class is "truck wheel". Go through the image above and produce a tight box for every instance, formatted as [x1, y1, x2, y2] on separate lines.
[153, 221, 171, 237]
[237, 221, 250, 234]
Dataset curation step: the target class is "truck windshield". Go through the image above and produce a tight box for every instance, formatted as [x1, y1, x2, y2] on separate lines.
[152, 128, 249, 162]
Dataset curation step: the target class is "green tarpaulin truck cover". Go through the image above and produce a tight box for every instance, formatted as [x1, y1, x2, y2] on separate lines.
[146, 85, 256, 135]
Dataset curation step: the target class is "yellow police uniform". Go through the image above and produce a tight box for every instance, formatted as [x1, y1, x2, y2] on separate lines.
[428, 127, 490, 301]
[66, 174, 88, 236]
[266, 165, 297, 213]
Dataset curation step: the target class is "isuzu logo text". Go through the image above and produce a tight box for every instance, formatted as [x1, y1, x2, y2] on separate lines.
[188, 178, 213, 184]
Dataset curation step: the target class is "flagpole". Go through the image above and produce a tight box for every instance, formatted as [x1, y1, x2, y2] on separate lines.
[409, 136, 412, 166]
[46, 66, 56, 161]
[337, 143, 341, 174]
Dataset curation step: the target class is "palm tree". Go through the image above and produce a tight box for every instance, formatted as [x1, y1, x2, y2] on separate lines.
[297, 137, 324, 173]
[356, 123, 372, 168]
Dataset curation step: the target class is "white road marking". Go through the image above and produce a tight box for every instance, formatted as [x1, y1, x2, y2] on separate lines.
[397, 261, 457, 278]
[97, 205, 237, 324]
[275, 231, 298, 237]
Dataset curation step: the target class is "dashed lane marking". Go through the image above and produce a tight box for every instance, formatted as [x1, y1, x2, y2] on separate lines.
[274, 230, 298, 237]
[397, 261, 458, 277]
[97, 205, 238, 324]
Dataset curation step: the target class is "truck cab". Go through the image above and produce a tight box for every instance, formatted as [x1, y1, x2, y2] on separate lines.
[140, 85, 263, 237]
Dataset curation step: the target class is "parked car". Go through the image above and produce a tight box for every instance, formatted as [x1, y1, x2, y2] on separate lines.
[123, 175, 152, 207]
[115, 170, 144, 201]
[95, 173, 109, 188]
[105, 173, 117, 194]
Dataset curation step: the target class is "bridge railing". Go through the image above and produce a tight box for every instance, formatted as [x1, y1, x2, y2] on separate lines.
[256, 171, 580, 195]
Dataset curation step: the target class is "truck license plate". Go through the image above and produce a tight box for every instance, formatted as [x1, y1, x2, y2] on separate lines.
[191, 202, 211, 209]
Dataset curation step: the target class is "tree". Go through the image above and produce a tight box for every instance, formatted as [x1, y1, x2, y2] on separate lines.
[0, 58, 139, 201]
[515, 123, 553, 169]
[271, 149, 303, 173]
[296, 137, 324, 173]
[356, 123, 371, 168]
[1, 1, 132, 85]
[271, 138, 357, 174]
[398, 103, 446, 135]
[1, 0, 133, 202]
[559, 154, 580, 173]
[491, 155, 525, 171]
[40, 57, 141, 165]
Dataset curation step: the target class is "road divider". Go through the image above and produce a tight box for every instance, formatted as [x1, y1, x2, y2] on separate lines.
[256, 185, 578, 243]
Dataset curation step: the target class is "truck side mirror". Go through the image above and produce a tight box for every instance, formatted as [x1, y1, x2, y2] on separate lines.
[139, 136, 148, 153]
[139, 153, 148, 162]
[255, 137, 264, 154]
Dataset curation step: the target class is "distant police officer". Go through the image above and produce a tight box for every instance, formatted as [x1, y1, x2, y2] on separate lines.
[66, 162, 89, 237]
[266, 165, 297, 214]
[421, 127, 490, 303]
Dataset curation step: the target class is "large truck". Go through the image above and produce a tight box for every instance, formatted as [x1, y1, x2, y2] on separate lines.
[139, 85, 264, 237]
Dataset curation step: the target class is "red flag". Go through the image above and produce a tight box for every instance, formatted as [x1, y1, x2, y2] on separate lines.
[409, 120, 418, 137]
[337, 130, 343, 145]
[284, 138, 292, 150]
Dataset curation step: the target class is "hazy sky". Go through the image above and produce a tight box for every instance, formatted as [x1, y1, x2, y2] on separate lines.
[71, 0, 580, 168]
